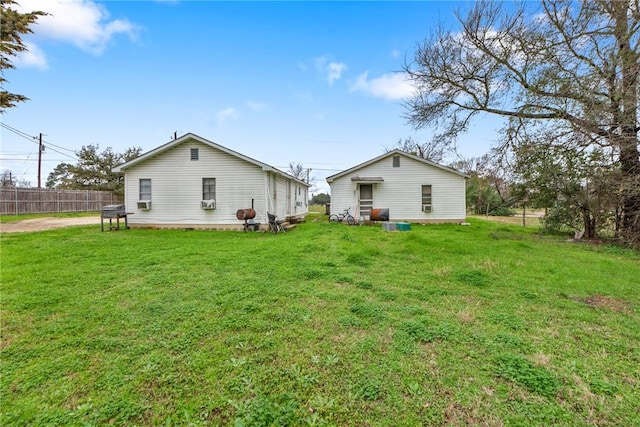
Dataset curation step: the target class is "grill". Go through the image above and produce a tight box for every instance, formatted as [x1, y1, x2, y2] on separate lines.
[101, 204, 126, 218]
[101, 204, 129, 231]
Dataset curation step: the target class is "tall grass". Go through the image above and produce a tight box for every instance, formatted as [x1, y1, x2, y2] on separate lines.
[1, 219, 638, 425]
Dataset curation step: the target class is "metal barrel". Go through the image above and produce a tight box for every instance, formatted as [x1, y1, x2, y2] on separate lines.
[370, 208, 389, 221]
[236, 208, 256, 220]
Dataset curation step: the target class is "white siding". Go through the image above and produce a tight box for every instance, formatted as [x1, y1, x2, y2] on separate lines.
[330, 154, 466, 222]
[292, 183, 308, 217]
[123, 141, 268, 225]
[275, 176, 287, 219]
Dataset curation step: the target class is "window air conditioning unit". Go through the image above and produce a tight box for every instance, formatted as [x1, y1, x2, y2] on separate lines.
[201, 199, 216, 210]
[137, 200, 151, 210]
[422, 204, 432, 212]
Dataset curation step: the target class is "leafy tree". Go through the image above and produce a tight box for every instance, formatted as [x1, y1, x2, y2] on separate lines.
[511, 131, 620, 238]
[465, 175, 514, 216]
[0, 0, 46, 111]
[451, 153, 516, 216]
[46, 145, 142, 194]
[311, 192, 330, 205]
[404, 0, 640, 246]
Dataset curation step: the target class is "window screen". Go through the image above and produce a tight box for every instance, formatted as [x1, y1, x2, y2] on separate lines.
[422, 185, 432, 211]
[139, 179, 151, 200]
[203, 178, 216, 200]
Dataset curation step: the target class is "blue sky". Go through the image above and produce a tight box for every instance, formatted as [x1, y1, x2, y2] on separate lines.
[1, 0, 502, 194]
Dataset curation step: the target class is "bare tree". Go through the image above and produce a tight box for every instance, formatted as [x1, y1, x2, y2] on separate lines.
[384, 137, 453, 163]
[404, 0, 640, 245]
[287, 162, 310, 183]
[1, 169, 30, 187]
[1, 169, 14, 187]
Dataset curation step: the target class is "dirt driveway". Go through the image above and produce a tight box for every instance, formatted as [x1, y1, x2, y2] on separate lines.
[0, 216, 102, 233]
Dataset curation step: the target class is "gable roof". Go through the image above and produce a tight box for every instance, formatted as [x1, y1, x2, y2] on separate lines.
[113, 133, 310, 187]
[325, 149, 469, 183]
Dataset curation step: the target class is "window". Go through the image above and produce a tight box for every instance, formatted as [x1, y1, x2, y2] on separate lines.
[191, 148, 199, 160]
[203, 178, 216, 200]
[139, 179, 151, 200]
[421, 185, 432, 212]
[393, 155, 400, 167]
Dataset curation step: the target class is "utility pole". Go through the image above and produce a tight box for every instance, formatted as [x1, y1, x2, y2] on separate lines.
[306, 168, 311, 184]
[37, 133, 44, 188]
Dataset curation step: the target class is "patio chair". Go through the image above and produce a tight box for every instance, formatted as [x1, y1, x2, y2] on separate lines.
[267, 213, 285, 234]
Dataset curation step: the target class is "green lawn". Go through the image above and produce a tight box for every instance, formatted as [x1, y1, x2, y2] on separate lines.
[1, 219, 638, 425]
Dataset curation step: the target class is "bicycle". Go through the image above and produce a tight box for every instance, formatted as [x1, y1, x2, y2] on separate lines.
[329, 207, 357, 225]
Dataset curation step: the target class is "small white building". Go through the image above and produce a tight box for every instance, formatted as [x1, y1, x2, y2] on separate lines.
[326, 150, 468, 223]
[113, 133, 310, 229]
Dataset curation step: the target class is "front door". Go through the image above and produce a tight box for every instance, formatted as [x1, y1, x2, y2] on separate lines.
[359, 184, 373, 218]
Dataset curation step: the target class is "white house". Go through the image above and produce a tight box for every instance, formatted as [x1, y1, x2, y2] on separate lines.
[113, 133, 310, 229]
[326, 150, 468, 223]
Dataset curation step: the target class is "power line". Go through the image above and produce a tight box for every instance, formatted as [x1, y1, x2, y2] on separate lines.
[1, 122, 36, 143]
[1, 122, 78, 160]
[0, 158, 74, 161]
[41, 144, 78, 160]
[41, 136, 76, 153]
[21, 153, 33, 180]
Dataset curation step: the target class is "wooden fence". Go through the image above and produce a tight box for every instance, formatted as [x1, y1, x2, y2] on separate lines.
[0, 188, 122, 215]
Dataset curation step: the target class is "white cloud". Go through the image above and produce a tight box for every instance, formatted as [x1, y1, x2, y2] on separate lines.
[17, 0, 139, 55]
[216, 108, 239, 126]
[350, 71, 414, 101]
[15, 41, 48, 70]
[391, 49, 401, 58]
[326, 62, 347, 85]
[313, 56, 347, 85]
[246, 101, 268, 112]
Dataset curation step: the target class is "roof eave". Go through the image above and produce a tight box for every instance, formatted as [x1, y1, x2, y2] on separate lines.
[326, 149, 469, 182]
[111, 133, 312, 187]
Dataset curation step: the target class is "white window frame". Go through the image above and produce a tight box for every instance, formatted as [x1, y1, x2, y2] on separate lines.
[421, 184, 432, 212]
[139, 179, 151, 200]
[202, 178, 216, 200]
